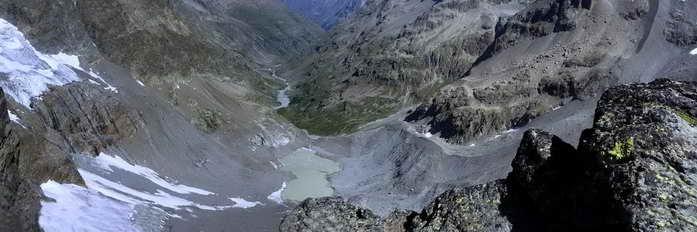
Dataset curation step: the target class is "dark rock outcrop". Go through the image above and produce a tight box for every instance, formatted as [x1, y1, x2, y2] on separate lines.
[0, 87, 30, 232]
[0, 86, 79, 232]
[32, 82, 140, 156]
[579, 79, 697, 231]
[665, 8, 697, 47]
[485, 0, 586, 57]
[281, 79, 697, 232]
[404, 182, 512, 232]
[280, 197, 385, 231]
[0, 84, 141, 232]
[0, 89, 8, 133]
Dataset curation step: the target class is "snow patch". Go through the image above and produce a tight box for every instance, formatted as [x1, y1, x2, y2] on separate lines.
[39, 180, 141, 232]
[50, 53, 81, 69]
[270, 161, 280, 169]
[88, 79, 101, 85]
[7, 110, 25, 128]
[72, 64, 117, 94]
[0, 18, 119, 106]
[0, 19, 80, 108]
[272, 136, 291, 147]
[229, 198, 263, 209]
[70, 153, 261, 213]
[78, 169, 217, 210]
[267, 182, 287, 204]
[87, 70, 118, 93]
[103, 86, 119, 93]
[93, 153, 214, 196]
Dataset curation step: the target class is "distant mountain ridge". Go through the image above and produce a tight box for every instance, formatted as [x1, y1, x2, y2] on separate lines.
[282, 0, 366, 30]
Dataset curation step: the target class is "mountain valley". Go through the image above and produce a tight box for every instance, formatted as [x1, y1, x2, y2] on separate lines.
[0, 0, 695, 231]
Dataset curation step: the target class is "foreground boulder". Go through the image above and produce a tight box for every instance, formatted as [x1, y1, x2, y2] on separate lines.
[280, 79, 697, 232]
[581, 79, 697, 231]
[280, 197, 385, 231]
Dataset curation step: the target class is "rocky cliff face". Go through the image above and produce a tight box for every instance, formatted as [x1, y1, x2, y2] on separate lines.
[280, 79, 697, 232]
[404, 0, 653, 144]
[285, 0, 696, 144]
[32, 83, 140, 156]
[0, 81, 142, 231]
[282, 0, 365, 30]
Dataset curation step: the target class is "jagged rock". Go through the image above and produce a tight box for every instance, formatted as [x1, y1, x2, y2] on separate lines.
[507, 128, 611, 231]
[32, 82, 140, 156]
[281, 79, 697, 232]
[488, 0, 584, 55]
[0, 87, 27, 232]
[665, 9, 697, 47]
[0, 87, 60, 232]
[405, 0, 651, 144]
[404, 182, 512, 232]
[0, 88, 8, 134]
[509, 129, 576, 206]
[0, 82, 145, 231]
[615, 0, 649, 20]
[280, 197, 385, 232]
[579, 79, 697, 231]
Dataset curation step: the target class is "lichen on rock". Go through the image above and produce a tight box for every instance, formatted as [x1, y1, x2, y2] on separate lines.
[604, 137, 635, 161]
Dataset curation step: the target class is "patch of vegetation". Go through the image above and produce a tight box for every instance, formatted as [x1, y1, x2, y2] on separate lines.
[643, 103, 697, 126]
[605, 137, 635, 161]
[674, 110, 697, 126]
[195, 108, 223, 133]
[414, 81, 448, 100]
[280, 96, 399, 136]
[658, 193, 670, 201]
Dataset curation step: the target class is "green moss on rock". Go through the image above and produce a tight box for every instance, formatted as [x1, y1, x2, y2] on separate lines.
[674, 110, 697, 126]
[642, 103, 697, 126]
[605, 137, 635, 161]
